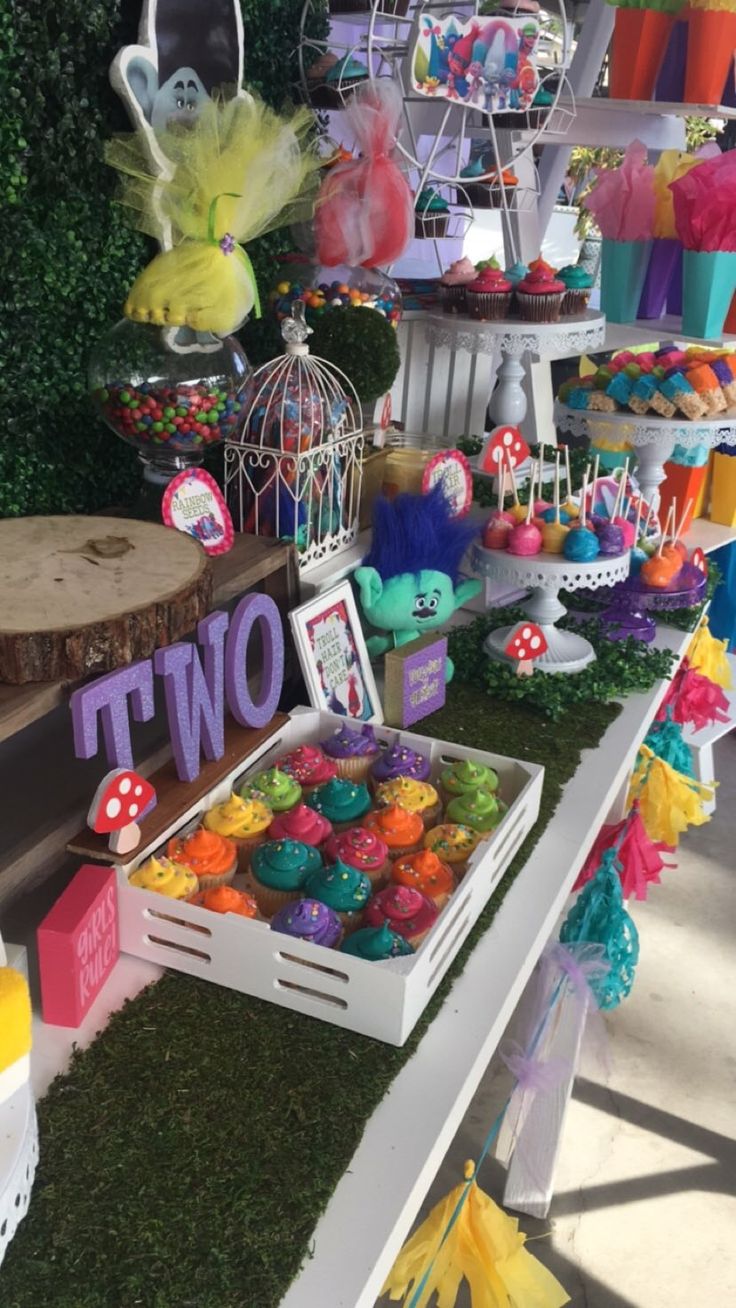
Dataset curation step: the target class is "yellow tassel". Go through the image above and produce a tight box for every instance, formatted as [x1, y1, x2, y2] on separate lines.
[687, 622, 732, 690]
[382, 1161, 570, 1308]
[628, 745, 714, 846]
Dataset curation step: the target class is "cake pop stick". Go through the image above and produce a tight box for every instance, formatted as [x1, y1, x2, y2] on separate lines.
[590, 453, 600, 519]
[580, 467, 589, 528]
[525, 459, 536, 525]
[497, 463, 505, 513]
[657, 505, 675, 556]
[555, 451, 561, 524]
[564, 443, 571, 500]
[633, 495, 643, 542]
[612, 458, 630, 520]
[674, 496, 694, 543]
[505, 450, 526, 522]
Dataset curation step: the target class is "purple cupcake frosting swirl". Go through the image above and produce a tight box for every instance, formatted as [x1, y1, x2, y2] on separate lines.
[370, 740, 431, 785]
[320, 723, 379, 760]
[270, 898, 342, 948]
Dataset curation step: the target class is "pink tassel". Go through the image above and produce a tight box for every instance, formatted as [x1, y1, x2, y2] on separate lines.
[574, 801, 675, 901]
[658, 660, 731, 733]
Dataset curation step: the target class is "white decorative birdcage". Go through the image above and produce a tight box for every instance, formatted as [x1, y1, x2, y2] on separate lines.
[225, 305, 364, 574]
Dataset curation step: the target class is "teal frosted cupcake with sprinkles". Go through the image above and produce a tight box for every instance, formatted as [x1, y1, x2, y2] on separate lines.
[304, 857, 372, 934]
[306, 777, 373, 832]
[341, 922, 414, 960]
[244, 838, 322, 917]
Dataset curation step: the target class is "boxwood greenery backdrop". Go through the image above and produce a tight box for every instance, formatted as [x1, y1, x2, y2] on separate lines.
[1, 0, 327, 518]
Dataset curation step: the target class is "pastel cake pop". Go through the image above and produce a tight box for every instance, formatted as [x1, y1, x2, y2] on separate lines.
[483, 465, 515, 548]
[507, 459, 542, 556]
[563, 464, 599, 561]
[541, 451, 570, 553]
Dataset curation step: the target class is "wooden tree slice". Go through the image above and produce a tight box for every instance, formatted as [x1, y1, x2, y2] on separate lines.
[0, 517, 212, 684]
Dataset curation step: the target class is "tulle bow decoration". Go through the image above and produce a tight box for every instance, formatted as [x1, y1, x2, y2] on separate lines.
[670, 150, 736, 252]
[315, 80, 413, 269]
[381, 1159, 570, 1308]
[573, 803, 675, 901]
[687, 622, 733, 688]
[560, 850, 639, 1010]
[657, 660, 731, 730]
[628, 744, 714, 845]
[583, 139, 656, 242]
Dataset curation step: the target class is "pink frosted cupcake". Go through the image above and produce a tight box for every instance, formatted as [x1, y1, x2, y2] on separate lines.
[364, 885, 439, 949]
[466, 267, 513, 321]
[515, 268, 566, 323]
[279, 744, 337, 795]
[324, 825, 391, 889]
[438, 256, 477, 315]
[268, 802, 332, 849]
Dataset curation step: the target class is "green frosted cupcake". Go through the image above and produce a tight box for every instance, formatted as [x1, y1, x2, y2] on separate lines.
[239, 767, 302, 813]
[245, 838, 322, 916]
[306, 778, 373, 832]
[304, 857, 372, 933]
[445, 789, 503, 836]
[439, 759, 499, 806]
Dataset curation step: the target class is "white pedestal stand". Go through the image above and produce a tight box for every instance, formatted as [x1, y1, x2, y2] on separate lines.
[555, 403, 736, 506]
[0, 1085, 37, 1268]
[472, 546, 631, 674]
[424, 312, 606, 427]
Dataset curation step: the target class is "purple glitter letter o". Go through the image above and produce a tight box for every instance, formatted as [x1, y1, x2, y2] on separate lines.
[225, 594, 284, 729]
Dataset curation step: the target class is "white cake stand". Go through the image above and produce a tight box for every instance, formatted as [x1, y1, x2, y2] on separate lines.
[0, 1084, 38, 1268]
[472, 544, 631, 674]
[424, 312, 606, 427]
[554, 402, 736, 506]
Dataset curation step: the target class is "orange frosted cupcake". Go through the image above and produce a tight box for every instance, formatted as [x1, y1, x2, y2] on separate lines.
[190, 886, 259, 918]
[391, 849, 455, 909]
[423, 823, 480, 877]
[361, 803, 424, 860]
[203, 794, 273, 870]
[167, 828, 238, 892]
[374, 777, 442, 830]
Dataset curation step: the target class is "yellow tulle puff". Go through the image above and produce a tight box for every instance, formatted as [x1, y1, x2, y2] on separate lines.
[382, 1161, 570, 1308]
[106, 98, 321, 334]
[687, 622, 732, 689]
[628, 746, 714, 846]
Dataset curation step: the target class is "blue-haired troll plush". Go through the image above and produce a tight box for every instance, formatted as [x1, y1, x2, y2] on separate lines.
[354, 485, 481, 680]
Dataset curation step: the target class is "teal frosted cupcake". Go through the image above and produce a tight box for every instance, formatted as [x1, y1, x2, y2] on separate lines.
[341, 922, 415, 960]
[558, 264, 593, 316]
[415, 189, 449, 239]
[306, 778, 373, 832]
[245, 839, 322, 917]
[304, 857, 372, 934]
[239, 767, 302, 814]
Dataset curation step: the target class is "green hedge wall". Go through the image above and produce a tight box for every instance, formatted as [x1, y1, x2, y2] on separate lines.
[1, 0, 326, 518]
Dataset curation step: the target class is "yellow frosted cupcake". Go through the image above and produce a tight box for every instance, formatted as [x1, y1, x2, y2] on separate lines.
[374, 777, 442, 830]
[128, 856, 197, 901]
[203, 793, 273, 870]
[423, 824, 480, 877]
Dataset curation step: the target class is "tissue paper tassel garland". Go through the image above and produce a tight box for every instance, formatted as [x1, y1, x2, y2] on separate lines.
[573, 801, 675, 902]
[627, 744, 714, 846]
[657, 660, 731, 731]
[381, 1158, 570, 1308]
[643, 712, 695, 777]
[560, 849, 639, 1011]
[687, 622, 733, 689]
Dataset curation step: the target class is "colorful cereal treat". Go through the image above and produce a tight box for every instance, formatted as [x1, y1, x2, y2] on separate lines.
[687, 364, 726, 415]
[364, 885, 438, 948]
[709, 358, 736, 406]
[303, 858, 372, 933]
[270, 898, 343, 949]
[605, 373, 633, 407]
[245, 839, 323, 917]
[323, 826, 391, 888]
[587, 390, 617, 412]
[341, 923, 414, 960]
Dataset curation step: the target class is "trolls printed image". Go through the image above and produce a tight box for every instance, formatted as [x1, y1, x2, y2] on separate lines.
[412, 12, 540, 113]
[306, 600, 375, 721]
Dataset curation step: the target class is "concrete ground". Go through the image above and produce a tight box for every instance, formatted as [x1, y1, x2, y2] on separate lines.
[378, 735, 736, 1308]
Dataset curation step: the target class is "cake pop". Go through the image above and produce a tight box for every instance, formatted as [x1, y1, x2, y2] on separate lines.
[597, 522, 625, 556]
[629, 498, 647, 574]
[504, 452, 528, 523]
[507, 459, 543, 556]
[563, 466, 600, 561]
[610, 460, 636, 547]
[542, 506, 571, 524]
[668, 496, 694, 561]
[541, 453, 570, 554]
[640, 506, 680, 587]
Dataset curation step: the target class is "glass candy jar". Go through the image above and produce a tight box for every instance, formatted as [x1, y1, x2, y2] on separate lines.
[269, 261, 402, 330]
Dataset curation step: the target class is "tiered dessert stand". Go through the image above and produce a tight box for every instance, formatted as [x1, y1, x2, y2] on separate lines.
[472, 544, 631, 673]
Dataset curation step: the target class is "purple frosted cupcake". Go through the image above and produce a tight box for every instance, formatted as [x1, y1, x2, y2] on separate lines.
[465, 267, 513, 321]
[320, 723, 380, 783]
[369, 739, 432, 793]
[515, 268, 566, 323]
[270, 897, 343, 949]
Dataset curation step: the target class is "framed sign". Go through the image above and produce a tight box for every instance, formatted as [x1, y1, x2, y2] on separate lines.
[411, 13, 540, 114]
[290, 582, 383, 724]
[162, 468, 234, 555]
[422, 450, 473, 517]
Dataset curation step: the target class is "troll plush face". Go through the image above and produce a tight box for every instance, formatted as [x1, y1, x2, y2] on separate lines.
[356, 567, 466, 635]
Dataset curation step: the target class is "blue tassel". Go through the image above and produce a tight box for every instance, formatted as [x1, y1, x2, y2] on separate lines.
[643, 712, 695, 778]
[560, 849, 639, 1010]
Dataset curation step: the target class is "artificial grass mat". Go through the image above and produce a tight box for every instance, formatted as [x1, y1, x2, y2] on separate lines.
[4, 618, 673, 1308]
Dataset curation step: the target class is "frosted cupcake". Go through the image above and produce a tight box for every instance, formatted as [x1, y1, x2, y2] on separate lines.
[306, 778, 373, 832]
[190, 886, 259, 918]
[374, 776, 442, 830]
[303, 858, 372, 934]
[166, 828, 238, 892]
[203, 793, 273, 870]
[362, 804, 425, 860]
[320, 723, 380, 783]
[439, 256, 477, 315]
[515, 268, 566, 323]
[245, 838, 323, 917]
[238, 767, 302, 813]
[466, 267, 513, 321]
[423, 824, 480, 876]
[439, 759, 499, 806]
[270, 898, 343, 950]
[128, 856, 197, 901]
[445, 789, 503, 836]
[504, 260, 529, 289]
[324, 826, 391, 888]
[558, 264, 594, 315]
[369, 740, 431, 792]
[364, 885, 438, 949]
[267, 802, 332, 849]
[341, 922, 414, 960]
[278, 744, 337, 794]
[391, 849, 455, 910]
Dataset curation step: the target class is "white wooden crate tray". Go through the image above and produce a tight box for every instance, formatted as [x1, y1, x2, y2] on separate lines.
[116, 709, 544, 1045]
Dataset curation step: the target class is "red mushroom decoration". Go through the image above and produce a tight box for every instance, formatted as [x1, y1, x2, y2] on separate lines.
[504, 622, 548, 677]
[87, 768, 156, 856]
[690, 546, 707, 577]
[480, 425, 531, 475]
